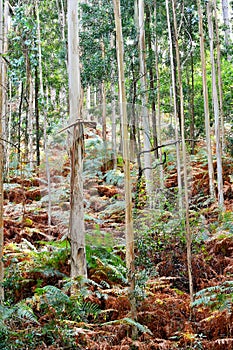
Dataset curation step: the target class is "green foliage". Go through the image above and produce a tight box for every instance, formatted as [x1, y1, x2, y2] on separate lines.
[4, 241, 69, 303]
[104, 169, 124, 186]
[86, 244, 127, 284]
[192, 281, 233, 312]
[102, 317, 153, 335]
[34, 284, 100, 322]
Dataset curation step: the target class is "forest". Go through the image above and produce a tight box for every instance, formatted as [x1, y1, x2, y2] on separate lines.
[0, 0, 233, 349]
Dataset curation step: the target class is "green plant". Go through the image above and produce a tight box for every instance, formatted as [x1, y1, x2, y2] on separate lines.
[102, 317, 153, 335]
[192, 281, 233, 312]
[104, 169, 124, 186]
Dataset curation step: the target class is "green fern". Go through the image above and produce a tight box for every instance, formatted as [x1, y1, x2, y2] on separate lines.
[102, 317, 153, 335]
[0, 302, 38, 325]
[192, 281, 233, 312]
[15, 301, 39, 324]
[71, 300, 100, 321]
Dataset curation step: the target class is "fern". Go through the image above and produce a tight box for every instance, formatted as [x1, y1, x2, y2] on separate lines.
[0, 302, 38, 325]
[71, 300, 100, 321]
[102, 317, 153, 335]
[15, 301, 39, 324]
[36, 285, 71, 312]
[192, 281, 233, 312]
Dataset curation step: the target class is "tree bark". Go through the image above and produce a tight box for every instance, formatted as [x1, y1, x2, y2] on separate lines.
[207, 1, 224, 209]
[68, 0, 87, 278]
[0, 0, 4, 302]
[113, 0, 136, 337]
[138, 0, 153, 205]
[171, 0, 194, 303]
[197, 0, 215, 199]
[213, 0, 225, 153]
[221, 0, 232, 60]
[165, 0, 183, 213]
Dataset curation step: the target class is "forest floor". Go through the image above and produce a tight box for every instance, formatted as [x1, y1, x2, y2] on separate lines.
[2, 137, 233, 350]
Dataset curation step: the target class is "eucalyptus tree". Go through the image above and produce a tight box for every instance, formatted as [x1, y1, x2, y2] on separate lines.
[8, 0, 67, 168]
[113, 0, 136, 335]
[137, 0, 153, 204]
[221, 0, 232, 59]
[165, 0, 183, 213]
[197, 0, 215, 199]
[171, 0, 193, 302]
[207, 0, 224, 209]
[67, 0, 87, 278]
[0, 0, 4, 302]
[213, 0, 225, 152]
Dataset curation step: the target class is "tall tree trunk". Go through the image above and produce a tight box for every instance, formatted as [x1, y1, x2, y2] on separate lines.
[221, 0, 232, 60]
[138, 0, 153, 205]
[0, 0, 4, 302]
[24, 48, 34, 170]
[2, 0, 8, 177]
[18, 82, 23, 164]
[197, 0, 215, 199]
[113, 0, 136, 338]
[36, 0, 51, 225]
[86, 85, 91, 110]
[28, 70, 34, 170]
[35, 66, 40, 167]
[111, 35, 117, 169]
[213, 0, 225, 153]
[165, 0, 183, 213]
[68, 0, 87, 278]
[171, 0, 193, 303]
[154, 0, 164, 189]
[145, 4, 158, 159]
[207, 1, 224, 209]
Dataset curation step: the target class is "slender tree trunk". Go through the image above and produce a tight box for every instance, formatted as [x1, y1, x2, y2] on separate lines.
[113, 0, 136, 337]
[165, 0, 183, 213]
[35, 66, 40, 167]
[2, 0, 8, 177]
[221, 0, 232, 60]
[24, 47, 34, 170]
[36, 0, 51, 224]
[7, 80, 12, 179]
[28, 71, 34, 170]
[213, 0, 225, 153]
[101, 41, 106, 143]
[145, 4, 158, 159]
[86, 85, 91, 110]
[138, 0, 153, 205]
[68, 0, 87, 278]
[197, 0, 215, 199]
[111, 35, 117, 169]
[0, 0, 4, 302]
[172, 0, 193, 303]
[18, 82, 23, 164]
[207, 1, 224, 209]
[154, 0, 164, 189]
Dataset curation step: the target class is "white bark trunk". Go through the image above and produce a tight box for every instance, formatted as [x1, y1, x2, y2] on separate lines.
[113, 0, 136, 335]
[221, 0, 232, 59]
[2, 1, 8, 176]
[207, 1, 225, 209]
[213, 0, 225, 152]
[172, 0, 193, 303]
[165, 0, 183, 213]
[0, 0, 4, 302]
[28, 72, 34, 170]
[138, 0, 153, 205]
[197, 0, 216, 199]
[154, 1, 164, 189]
[68, 0, 87, 278]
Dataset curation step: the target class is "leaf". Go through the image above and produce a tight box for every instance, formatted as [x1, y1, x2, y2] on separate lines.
[101, 317, 153, 335]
